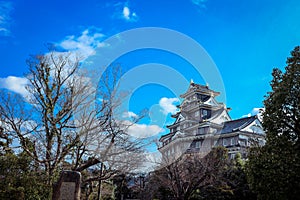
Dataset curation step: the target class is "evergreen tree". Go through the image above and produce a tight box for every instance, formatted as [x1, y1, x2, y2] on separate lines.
[0, 149, 49, 199]
[246, 46, 300, 200]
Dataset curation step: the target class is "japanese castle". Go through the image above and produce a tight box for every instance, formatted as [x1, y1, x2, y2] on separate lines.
[158, 81, 265, 160]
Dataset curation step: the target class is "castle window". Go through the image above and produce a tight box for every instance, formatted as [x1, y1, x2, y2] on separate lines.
[197, 94, 210, 101]
[195, 141, 201, 148]
[198, 127, 209, 135]
[239, 140, 246, 146]
[230, 153, 236, 159]
[230, 138, 235, 146]
[195, 111, 200, 117]
[223, 138, 228, 146]
[202, 109, 211, 120]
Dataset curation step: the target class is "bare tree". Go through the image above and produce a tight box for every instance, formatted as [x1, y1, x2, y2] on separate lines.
[69, 64, 146, 176]
[0, 51, 146, 197]
[145, 147, 229, 200]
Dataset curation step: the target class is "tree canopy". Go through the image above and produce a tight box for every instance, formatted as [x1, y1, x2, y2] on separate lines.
[246, 46, 300, 200]
[0, 51, 145, 199]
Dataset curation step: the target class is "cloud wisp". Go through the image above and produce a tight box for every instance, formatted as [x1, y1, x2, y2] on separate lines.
[122, 111, 139, 119]
[191, 0, 208, 9]
[126, 121, 163, 139]
[122, 5, 138, 22]
[57, 28, 108, 60]
[0, 76, 29, 97]
[242, 107, 265, 120]
[0, 1, 13, 36]
[0, 27, 106, 98]
[159, 97, 180, 115]
[111, 1, 138, 22]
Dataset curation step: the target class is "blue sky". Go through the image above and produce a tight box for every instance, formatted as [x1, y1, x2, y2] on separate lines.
[0, 0, 300, 145]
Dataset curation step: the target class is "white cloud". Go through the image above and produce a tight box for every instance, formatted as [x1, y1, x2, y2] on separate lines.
[191, 0, 207, 9]
[242, 107, 265, 120]
[123, 6, 130, 20]
[0, 28, 106, 99]
[159, 97, 180, 115]
[126, 121, 163, 139]
[122, 111, 138, 119]
[241, 113, 252, 118]
[112, 1, 138, 22]
[57, 28, 107, 60]
[0, 1, 13, 36]
[122, 5, 138, 22]
[251, 108, 260, 115]
[252, 107, 265, 121]
[0, 76, 29, 97]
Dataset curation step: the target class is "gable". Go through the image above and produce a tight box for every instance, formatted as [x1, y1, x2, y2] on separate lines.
[241, 119, 264, 134]
[210, 109, 231, 124]
[175, 114, 185, 123]
[204, 97, 218, 106]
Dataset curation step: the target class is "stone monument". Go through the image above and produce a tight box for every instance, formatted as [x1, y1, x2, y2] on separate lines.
[52, 170, 81, 200]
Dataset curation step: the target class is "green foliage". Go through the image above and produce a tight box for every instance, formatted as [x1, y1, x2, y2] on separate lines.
[0, 151, 50, 199]
[191, 185, 233, 200]
[246, 46, 300, 200]
[190, 153, 255, 200]
[112, 174, 131, 200]
[263, 46, 300, 144]
[144, 148, 256, 200]
[222, 153, 256, 200]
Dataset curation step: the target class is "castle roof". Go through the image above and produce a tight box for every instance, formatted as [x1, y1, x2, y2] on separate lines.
[180, 82, 220, 98]
[159, 82, 264, 145]
[220, 115, 257, 134]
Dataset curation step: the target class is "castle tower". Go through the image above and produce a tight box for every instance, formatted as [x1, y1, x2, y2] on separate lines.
[159, 82, 265, 161]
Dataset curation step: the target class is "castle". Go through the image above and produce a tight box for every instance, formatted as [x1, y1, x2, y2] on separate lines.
[158, 81, 265, 160]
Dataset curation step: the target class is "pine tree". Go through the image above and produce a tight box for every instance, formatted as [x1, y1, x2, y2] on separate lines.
[246, 46, 300, 200]
[264, 46, 300, 146]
